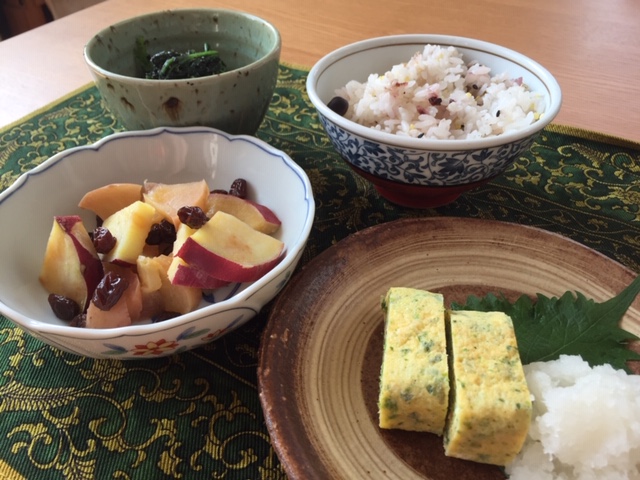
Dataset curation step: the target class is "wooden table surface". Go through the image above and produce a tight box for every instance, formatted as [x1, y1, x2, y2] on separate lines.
[1, 0, 639, 142]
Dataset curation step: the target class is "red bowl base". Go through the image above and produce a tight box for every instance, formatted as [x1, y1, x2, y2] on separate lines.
[348, 164, 495, 209]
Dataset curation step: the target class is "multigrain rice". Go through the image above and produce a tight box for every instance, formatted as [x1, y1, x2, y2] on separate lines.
[335, 44, 544, 140]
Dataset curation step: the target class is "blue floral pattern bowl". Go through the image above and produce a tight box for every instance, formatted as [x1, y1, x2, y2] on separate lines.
[307, 34, 562, 207]
[318, 114, 538, 186]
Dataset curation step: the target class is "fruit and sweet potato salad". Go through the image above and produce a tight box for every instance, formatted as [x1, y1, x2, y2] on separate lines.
[39, 179, 283, 329]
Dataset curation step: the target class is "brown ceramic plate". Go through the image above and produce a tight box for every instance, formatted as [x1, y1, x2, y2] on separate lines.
[257, 217, 640, 480]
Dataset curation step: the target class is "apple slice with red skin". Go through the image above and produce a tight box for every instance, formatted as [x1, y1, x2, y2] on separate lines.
[205, 193, 281, 235]
[167, 257, 230, 289]
[176, 211, 285, 283]
[166, 223, 230, 289]
[172, 223, 197, 256]
[143, 180, 209, 229]
[39, 215, 104, 311]
[78, 183, 143, 221]
[136, 254, 202, 315]
[101, 200, 157, 266]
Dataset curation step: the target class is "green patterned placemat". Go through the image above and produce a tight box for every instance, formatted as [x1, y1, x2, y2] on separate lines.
[0, 64, 639, 480]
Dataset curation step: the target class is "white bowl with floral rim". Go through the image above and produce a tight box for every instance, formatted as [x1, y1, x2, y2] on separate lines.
[0, 126, 314, 359]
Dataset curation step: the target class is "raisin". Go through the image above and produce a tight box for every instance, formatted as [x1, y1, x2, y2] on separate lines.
[69, 313, 87, 328]
[178, 206, 208, 228]
[47, 293, 81, 321]
[429, 96, 442, 106]
[327, 96, 349, 116]
[229, 178, 248, 198]
[92, 272, 129, 311]
[92, 226, 116, 253]
[146, 220, 176, 245]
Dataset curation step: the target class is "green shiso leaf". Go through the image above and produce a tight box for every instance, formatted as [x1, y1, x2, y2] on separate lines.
[451, 275, 640, 372]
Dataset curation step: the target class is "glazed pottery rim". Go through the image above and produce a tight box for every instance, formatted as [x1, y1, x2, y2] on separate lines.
[0, 126, 314, 340]
[83, 8, 282, 86]
[307, 34, 562, 152]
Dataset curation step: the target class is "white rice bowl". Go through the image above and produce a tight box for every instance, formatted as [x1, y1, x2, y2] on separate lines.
[336, 44, 545, 140]
[506, 355, 640, 479]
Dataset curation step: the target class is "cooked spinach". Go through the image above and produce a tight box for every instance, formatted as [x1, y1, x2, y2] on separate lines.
[134, 36, 227, 80]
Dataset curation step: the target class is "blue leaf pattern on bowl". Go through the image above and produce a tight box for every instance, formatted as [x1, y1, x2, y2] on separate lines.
[319, 114, 536, 186]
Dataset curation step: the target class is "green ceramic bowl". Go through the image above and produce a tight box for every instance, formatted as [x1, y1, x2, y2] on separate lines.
[84, 9, 281, 134]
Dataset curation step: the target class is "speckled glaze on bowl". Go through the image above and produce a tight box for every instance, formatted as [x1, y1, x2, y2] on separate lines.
[306, 34, 562, 207]
[0, 127, 314, 359]
[84, 9, 281, 134]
